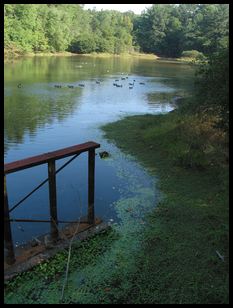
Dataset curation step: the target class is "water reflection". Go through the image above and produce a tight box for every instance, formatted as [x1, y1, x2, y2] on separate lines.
[4, 56, 194, 156]
[4, 88, 81, 155]
[4, 56, 194, 245]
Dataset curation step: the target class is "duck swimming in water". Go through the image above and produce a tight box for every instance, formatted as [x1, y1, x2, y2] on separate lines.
[99, 151, 110, 159]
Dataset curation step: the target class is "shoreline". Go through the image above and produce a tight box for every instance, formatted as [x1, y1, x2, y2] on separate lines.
[4, 50, 195, 64]
[100, 107, 228, 303]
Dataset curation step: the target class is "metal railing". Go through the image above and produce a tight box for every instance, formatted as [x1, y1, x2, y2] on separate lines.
[4, 141, 100, 265]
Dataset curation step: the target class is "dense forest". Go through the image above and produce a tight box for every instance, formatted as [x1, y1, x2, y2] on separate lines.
[4, 4, 229, 58]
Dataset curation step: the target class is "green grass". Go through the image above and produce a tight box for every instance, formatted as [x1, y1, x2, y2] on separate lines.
[4, 107, 228, 304]
[101, 109, 229, 304]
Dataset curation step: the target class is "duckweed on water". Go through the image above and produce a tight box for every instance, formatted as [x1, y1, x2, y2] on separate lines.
[5, 160, 157, 304]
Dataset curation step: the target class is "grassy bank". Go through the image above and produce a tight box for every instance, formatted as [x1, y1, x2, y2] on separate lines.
[156, 57, 198, 64]
[101, 107, 229, 304]
[4, 48, 196, 64]
[81, 52, 158, 59]
[3, 49, 170, 62]
[4, 49, 78, 61]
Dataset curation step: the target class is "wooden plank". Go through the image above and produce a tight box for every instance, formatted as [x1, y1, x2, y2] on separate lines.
[88, 149, 95, 225]
[4, 141, 100, 174]
[48, 160, 58, 242]
[4, 176, 15, 265]
[8, 219, 86, 223]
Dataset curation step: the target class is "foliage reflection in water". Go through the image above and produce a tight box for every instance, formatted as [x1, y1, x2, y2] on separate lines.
[4, 56, 194, 245]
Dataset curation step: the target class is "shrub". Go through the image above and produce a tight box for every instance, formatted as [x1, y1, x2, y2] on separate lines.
[173, 115, 228, 169]
[69, 35, 97, 54]
[181, 50, 204, 59]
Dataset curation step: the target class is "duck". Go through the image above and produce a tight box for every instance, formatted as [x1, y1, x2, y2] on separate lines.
[67, 85, 74, 88]
[99, 151, 110, 159]
[17, 83, 22, 88]
[139, 82, 145, 85]
[54, 85, 62, 88]
[78, 84, 85, 87]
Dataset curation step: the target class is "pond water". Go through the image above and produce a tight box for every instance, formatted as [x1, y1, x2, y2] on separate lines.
[4, 55, 194, 246]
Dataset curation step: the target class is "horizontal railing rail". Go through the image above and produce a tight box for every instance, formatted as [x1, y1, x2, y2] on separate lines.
[8, 153, 80, 214]
[4, 141, 100, 265]
[4, 141, 99, 174]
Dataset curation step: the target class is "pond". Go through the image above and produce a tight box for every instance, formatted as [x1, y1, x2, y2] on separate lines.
[4, 55, 194, 246]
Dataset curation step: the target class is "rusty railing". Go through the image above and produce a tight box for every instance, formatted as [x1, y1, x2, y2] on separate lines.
[4, 141, 100, 265]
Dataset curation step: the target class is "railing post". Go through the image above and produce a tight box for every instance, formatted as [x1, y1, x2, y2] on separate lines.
[88, 149, 95, 225]
[48, 160, 58, 242]
[4, 175, 15, 265]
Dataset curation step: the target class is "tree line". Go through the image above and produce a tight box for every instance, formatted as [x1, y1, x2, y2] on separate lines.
[4, 4, 228, 58]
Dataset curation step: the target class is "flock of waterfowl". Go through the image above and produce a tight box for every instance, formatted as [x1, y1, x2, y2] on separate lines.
[53, 77, 146, 90]
[17, 76, 146, 90]
[54, 83, 85, 88]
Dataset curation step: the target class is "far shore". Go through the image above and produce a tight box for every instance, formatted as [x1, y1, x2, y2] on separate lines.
[4, 50, 195, 64]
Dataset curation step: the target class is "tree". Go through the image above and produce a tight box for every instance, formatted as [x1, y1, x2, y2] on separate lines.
[69, 34, 97, 53]
[4, 4, 229, 58]
[183, 4, 229, 55]
[195, 46, 229, 131]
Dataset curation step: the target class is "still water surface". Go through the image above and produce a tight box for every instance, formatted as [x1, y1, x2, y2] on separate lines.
[4, 56, 194, 245]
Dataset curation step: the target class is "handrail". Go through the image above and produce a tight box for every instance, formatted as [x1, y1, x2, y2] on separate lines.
[9, 153, 80, 213]
[4, 141, 100, 265]
[4, 141, 100, 174]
